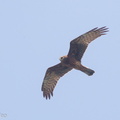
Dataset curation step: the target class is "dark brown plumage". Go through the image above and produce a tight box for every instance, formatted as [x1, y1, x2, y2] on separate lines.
[41, 26, 108, 99]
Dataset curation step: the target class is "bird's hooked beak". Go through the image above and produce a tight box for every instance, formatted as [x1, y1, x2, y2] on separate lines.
[59, 56, 63, 61]
[59, 56, 68, 62]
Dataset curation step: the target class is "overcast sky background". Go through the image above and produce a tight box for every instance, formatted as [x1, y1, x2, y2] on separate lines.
[0, 0, 120, 120]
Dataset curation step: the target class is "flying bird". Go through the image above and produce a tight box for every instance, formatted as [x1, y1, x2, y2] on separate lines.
[41, 26, 108, 99]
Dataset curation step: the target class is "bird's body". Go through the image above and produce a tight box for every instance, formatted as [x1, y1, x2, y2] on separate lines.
[41, 27, 108, 99]
[60, 55, 94, 75]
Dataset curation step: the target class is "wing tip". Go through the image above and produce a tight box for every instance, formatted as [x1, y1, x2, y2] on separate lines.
[92, 26, 109, 36]
[42, 90, 53, 100]
[100, 26, 109, 31]
[86, 26, 109, 37]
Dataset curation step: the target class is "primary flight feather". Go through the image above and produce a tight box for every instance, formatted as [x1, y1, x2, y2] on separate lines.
[41, 26, 108, 99]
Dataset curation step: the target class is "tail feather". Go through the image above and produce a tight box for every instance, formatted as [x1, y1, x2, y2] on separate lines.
[83, 68, 95, 76]
[79, 64, 95, 76]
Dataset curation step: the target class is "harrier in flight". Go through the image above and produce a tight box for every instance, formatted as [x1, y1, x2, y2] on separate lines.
[41, 26, 108, 99]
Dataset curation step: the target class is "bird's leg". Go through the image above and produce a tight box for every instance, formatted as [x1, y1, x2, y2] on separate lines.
[79, 64, 95, 76]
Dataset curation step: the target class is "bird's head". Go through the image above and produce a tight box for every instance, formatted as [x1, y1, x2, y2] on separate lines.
[59, 55, 68, 62]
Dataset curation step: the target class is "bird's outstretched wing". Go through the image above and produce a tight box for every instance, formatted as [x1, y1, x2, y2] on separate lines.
[68, 26, 108, 61]
[41, 63, 72, 99]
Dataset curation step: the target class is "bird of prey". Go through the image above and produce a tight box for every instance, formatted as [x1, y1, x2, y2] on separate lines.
[41, 26, 108, 99]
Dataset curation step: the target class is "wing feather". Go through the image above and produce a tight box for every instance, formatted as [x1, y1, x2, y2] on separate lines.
[68, 26, 108, 61]
[41, 63, 72, 99]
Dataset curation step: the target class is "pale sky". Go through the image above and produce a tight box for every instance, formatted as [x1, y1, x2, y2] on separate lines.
[0, 0, 120, 120]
